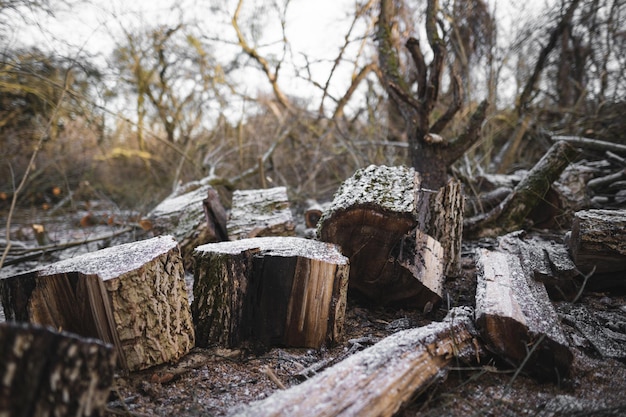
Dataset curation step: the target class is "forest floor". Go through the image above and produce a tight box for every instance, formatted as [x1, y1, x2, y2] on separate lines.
[2, 207, 626, 416]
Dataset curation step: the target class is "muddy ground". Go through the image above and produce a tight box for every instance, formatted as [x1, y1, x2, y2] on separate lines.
[2, 208, 626, 417]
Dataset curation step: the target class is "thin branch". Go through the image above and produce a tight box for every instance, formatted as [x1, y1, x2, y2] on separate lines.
[430, 72, 463, 134]
[333, 63, 376, 120]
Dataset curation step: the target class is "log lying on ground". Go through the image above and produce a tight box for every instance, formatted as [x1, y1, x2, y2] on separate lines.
[567, 209, 626, 275]
[227, 187, 295, 240]
[465, 141, 580, 238]
[475, 248, 573, 380]
[498, 231, 580, 300]
[318, 165, 463, 307]
[0, 235, 194, 372]
[192, 237, 349, 349]
[147, 182, 227, 268]
[229, 307, 479, 417]
[0, 321, 116, 417]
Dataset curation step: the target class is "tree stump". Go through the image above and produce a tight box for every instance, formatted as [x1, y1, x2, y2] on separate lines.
[318, 165, 463, 307]
[192, 236, 349, 350]
[227, 187, 295, 240]
[0, 235, 194, 372]
[475, 248, 573, 380]
[568, 209, 626, 274]
[0, 321, 116, 417]
[229, 307, 479, 417]
[147, 182, 227, 269]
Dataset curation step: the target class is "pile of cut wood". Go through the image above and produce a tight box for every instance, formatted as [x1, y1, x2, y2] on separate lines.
[2, 153, 625, 416]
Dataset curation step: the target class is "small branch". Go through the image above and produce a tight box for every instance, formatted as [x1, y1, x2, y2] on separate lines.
[388, 81, 421, 111]
[447, 100, 489, 163]
[406, 37, 427, 99]
[333, 63, 375, 120]
[430, 72, 463, 134]
[551, 135, 626, 155]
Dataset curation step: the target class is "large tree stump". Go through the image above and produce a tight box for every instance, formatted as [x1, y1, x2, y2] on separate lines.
[147, 182, 227, 269]
[0, 321, 116, 417]
[227, 187, 295, 240]
[318, 165, 463, 307]
[229, 307, 479, 417]
[0, 235, 194, 372]
[567, 209, 626, 274]
[475, 248, 573, 380]
[192, 236, 349, 350]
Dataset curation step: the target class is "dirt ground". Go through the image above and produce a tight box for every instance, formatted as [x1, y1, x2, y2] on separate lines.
[2, 210, 626, 417]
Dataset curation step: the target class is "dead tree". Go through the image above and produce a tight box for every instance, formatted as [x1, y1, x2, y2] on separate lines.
[377, 0, 488, 189]
[0, 235, 195, 372]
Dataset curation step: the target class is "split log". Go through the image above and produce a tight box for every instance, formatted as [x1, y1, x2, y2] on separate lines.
[498, 231, 580, 300]
[0, 235, 194, 372]
[0, 321, 116, 417]
[147, 182, 227, 269]
[227, 187, 295, 240]
[475, 248, 573, 380]
[192, 236, 349, 350]
[228, 307, 479, 417]
[465, 141, 580, 238]
[318, 165, 463, 307]
[567, 209, 626, 274]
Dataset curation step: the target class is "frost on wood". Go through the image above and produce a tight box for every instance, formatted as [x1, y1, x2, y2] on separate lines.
[193, 237, 348, 350]
[318, 165, 463, 307]
[227, 187, 295, 240]
[0, 236, 194, 372]
[0, 321, 116, 417]
[475, 248, 573, 380]
[229, 307, 478, 417]
[568, 209, 626, 274]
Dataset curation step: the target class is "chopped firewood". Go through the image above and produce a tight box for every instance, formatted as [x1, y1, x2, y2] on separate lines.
[475, 248, 573, 380]
[228, 307, 479, 417]
[567, 209, 626, 275]
[147, 182, 227, 269]
[0, 321, 116, 417]
[192, 236, 349, 350]
[227, 187, 295, 240]
[0, 236, 194, 372]
[318, 165, 463, 307]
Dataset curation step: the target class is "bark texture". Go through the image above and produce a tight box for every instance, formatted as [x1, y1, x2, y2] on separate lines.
[227, 187, 295, 240]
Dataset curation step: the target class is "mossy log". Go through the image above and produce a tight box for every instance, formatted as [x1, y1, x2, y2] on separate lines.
[475, 248, 573, 380]
[318, 165, 463, 307]
[0, 321, 116, 417]
[192, 236, 349, 350]
[0, 236, 194, 372]
[568, 209, 626, 274]
[229, 307, 478, 417]
[227, 187, 295, 240]
[147, 183, 227, 269]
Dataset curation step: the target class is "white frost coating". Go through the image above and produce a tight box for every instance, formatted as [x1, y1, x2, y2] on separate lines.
[149, 186, 209, 217]
[39, 235, 178, 281]
[195, 237, 348, 265]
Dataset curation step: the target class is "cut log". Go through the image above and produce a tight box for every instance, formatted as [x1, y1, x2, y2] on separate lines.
[498, 231, 580, 300]
[0, 321, 116, 417]
[147, 182, 227, 269]
[227, 187, 296, 240]
[318, 165, 463, 307]
[192, 236, 349, 350]
[475, 248, 573, 380]
[0, 235, 194, 372]
[567, 209, 626, 274]
[465, 141, 580, 238]
[228, 307, 479, 417]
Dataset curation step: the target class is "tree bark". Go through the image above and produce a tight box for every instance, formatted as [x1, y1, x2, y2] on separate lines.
[229, 307, 479, 417]
[192, 237, 349, 350]
[227, 187, 295, 240]
[475, 248, 573, 381]
[0, 321, 116, 417]
[0, 235, 194, 372]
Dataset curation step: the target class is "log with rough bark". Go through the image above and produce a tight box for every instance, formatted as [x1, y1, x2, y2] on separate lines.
[318, 165, 463, 307]
[475, 248, 573, 380]
[192, 236, 349, 350]
[228, 307, 479, 417]
[0, 321, 116, 417]
[465, 141, 580, 238]
[567, 209, 626, 275]
[0, 235, 194, 372]
[146, 181, 228, 269]
[227, 187, 296, 240]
